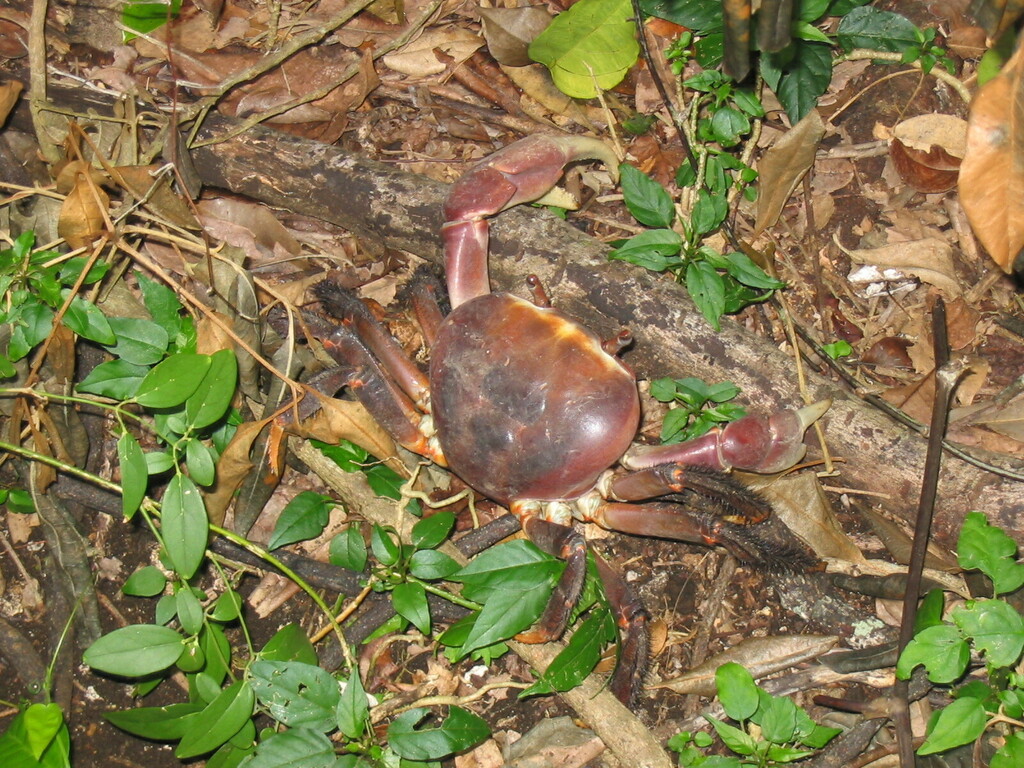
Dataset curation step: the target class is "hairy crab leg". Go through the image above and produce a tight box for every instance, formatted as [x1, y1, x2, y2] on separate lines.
[441, 135, 619, 308]
[607, 464, 771, 525]
[316, 280, 430, 408]
[321, 325, 445, 465]
[622, 401, 830, 474]
[592, 552, 650, 705]
[516, 516, 588, 644]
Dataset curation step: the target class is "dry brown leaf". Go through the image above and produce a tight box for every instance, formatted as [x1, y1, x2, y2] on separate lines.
[654, 636, 838, 695]
[205, 419, 268, 526]
[847, 238, 961, 295]
[754, 109, 825, 234]
[744, 472, 866, 564]
[479, 6, 551, 67]
[889, 114, 966, 193]
[58, 171, 110, 250]
[455, 739, 504, 768]
[110, 165, 200, 230]
[197, 197, 301, 260]
[195, 311, 237, 356]
[961, 395, 1024, 442]
[958, 45, 1024, 272]
[0, 80, 23, 123]
[383, 28, 483, 77]
[500, 63, 599, 127]
[289, 390, 399, 473]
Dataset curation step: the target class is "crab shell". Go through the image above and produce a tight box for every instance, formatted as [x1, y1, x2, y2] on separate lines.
[430, 292, 640, 506]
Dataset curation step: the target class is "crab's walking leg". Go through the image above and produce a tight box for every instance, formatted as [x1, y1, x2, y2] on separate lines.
[593, 552, 649, 705]
[516, 516, 587, 645]
[441, 135, 619, 308]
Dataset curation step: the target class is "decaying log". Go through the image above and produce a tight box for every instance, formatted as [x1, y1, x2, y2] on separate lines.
[185, 116, 1024, 552]
[7, 79, 1023, 552]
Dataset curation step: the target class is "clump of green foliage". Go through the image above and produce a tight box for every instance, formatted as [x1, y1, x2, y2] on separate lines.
[897, 512, 1024, 764]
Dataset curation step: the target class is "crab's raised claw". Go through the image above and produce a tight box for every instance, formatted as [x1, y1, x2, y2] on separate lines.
[622, 400, 831, 475]
[441, 135, 619, 308]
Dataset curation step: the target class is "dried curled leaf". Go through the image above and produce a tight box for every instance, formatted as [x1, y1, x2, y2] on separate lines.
[479, 6, 552, 67]
[958, 45, 1024, 272]
[58, 171, 110, 250]
[754, 109, 825, 234]
[890, 113, 967, 193]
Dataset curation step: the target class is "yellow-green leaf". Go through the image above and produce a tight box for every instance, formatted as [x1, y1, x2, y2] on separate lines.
[528, 0, 639, 99]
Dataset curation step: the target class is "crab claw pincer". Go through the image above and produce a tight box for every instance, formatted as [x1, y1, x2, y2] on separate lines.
[441, 134, 619, 308]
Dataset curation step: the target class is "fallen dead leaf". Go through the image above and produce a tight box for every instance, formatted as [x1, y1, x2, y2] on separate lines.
[653, 635, 839, 695]
[383, 28, 483, 77]
[0, 79, 23, 123]
[755, 109, 825, 234]
[58, 171, 110, 250]
[846, 238, 961, 296]
[958, 44, 1024, 272]
[478, 6, 551, 67]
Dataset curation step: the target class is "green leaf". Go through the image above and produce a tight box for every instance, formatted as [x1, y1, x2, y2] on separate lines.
[135, 353, 212, 408]
[370, 524, 401, 566]
[992, 732, 1024, 768]
[122, 0, 181, 37]
[461, 579, 556, 654]
[524, 607, 615, 695]
[336, 673, 369, 740]
[329, 526, 368, 572]
[185, 438, 216, 487]
[387, 707, 490, 761]
[896, 624, 969, 684]
[723, 252, 785, 290]
[957, 511, 1024, 595]
[260, 623, 318, 665]
[83, 624, 184, 677]
[765, 41, 833, 123]
[918, 696, 987, 755]
[117, 432, 148, 519]
[685, 260, 726, 330]
[836, 6, 919, 53]
[951, 599, 1024, 668]
[175, 587, 205, 635]
[105, 316, 169, 366]
[759, 694, 799, 744]
[185, 349, 238, 430]
[8, 303, 54, 361]
[792, 20, 832, 43]
[392, 582, 431, 635]
[821, 340, 853, 359]
[176, 680, 255, 758]
[105, 702, 203, 741]
[240, 727, 336, 768]
[409, 549, 460, 581]
[0, 707, 70, 768]
[529, 0, 639, 99]
[210, 589, 243, 622]
[77, 359, 149, 400]
[161, 473, 209, 579]
[608, 229, 684, 271]
[452, 541, 564, 603]
[915, 588, 946, 634]
[709, 107, 750, 147]
[268, 492, 332, 550]
[249, 660, 340, 732]
[122, 565, 167, 597]
[619, 164, 676, 228]
[23, 703, 63, 761]
[411, 511, 456, 550]
[705, 715, 757, 755]
[716, 662, 759, 721]
[691, 189, 728, 236]
[137, 273, 185, 339]
[61, 292, 114, 344]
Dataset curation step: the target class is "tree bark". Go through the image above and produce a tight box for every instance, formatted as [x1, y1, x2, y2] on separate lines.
[8, 80, 1023, 550]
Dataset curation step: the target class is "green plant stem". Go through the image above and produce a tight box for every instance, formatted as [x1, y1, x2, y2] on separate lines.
[836, 49, 971, 103]
[0, 387, 145, 425]
[0, 438, 356, 672]
[209, 523, 355, 671]
[0, 439, 123, 493]
[407, 577, 481, 612]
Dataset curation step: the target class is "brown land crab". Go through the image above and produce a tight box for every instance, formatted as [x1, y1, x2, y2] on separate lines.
[315, 135, 827, 702]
